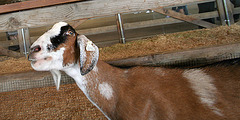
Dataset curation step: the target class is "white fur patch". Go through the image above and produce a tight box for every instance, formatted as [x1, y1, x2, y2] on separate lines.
[92, 66, 98, 72]
[98, 82, 113, 100]
[154, 68, 165, 76]
[183, 69, 223, 116]
[86, 41, 95, 51]
[48, 22, 68, 37]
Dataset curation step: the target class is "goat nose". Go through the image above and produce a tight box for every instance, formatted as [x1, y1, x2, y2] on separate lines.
[31, 45, 41, 52]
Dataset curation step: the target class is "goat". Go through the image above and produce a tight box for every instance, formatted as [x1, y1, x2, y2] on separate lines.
[28, 22, 240, 120]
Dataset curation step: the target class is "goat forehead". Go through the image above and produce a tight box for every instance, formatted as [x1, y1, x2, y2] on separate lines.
[44, 22, 68, 40]
[33, 22, 70, 47]
[48, 22, 68, 37]
[40, 22, 68, 40]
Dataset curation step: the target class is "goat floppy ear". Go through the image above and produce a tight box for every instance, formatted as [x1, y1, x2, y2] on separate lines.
[77, 35, 99, 75]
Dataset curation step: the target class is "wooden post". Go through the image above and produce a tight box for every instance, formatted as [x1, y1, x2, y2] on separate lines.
[17, 28, 31, 57]
[0, 46, 22, 58]
[216, 0, 227, 25]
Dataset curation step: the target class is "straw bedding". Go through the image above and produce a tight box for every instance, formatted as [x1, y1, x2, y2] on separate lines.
[0, 84, 106, 119]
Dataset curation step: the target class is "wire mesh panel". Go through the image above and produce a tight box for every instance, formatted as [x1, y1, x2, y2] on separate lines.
[0, 73, 75, 93]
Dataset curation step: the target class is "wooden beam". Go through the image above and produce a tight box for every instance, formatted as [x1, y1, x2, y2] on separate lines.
[124, 11, 219, 30]
[107, 43, 240, 67]
[0, 0, 84, 14]
[233, 6, 240, 14]
[0, 40, 19, 48]
[70, 19, 88, 29]
[0, 11, 220, 48]
[0, 46, 23, 58]
[152, 7, 218, 28]
[79, 11, 219, 35]
[0, 0, 207, 32]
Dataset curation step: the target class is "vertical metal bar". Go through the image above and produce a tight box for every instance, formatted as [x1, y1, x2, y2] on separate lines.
[222, 0, 231, 26]
[116, 13, 126, 44]
[18, 28, 30, 58]
[21, 28, 28, 58]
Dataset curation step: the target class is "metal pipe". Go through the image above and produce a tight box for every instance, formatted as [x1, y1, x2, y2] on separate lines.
[21, 28, 28, 58]
[222, 0, 231, 26]
[116, 13, 126, 44]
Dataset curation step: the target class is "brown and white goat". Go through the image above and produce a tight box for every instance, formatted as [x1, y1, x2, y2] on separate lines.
[28, 22, 240, 120]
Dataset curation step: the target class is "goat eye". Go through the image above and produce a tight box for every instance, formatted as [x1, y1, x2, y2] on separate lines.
[66, 30, 74, 36]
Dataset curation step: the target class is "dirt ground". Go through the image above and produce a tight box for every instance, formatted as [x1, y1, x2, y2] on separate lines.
[1, 24, 240, 75]
[0, 83, 106, 119]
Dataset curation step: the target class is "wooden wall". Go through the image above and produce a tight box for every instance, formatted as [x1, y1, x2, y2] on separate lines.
[0, 0, 238, 55]
[0, 0, 209, 32]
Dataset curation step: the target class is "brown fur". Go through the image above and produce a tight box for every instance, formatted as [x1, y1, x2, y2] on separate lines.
[81, 61, 240, 120]
[52, 26, 239, 120]
[55, 34, 80, 66]
[58, 34, 239, 119]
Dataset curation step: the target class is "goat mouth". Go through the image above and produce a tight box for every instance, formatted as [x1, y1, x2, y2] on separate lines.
[28, 58, 37, 61]
[28, 58, 37, 64]
[28, 58, 39, 64]
[28, 57, 52, 64]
